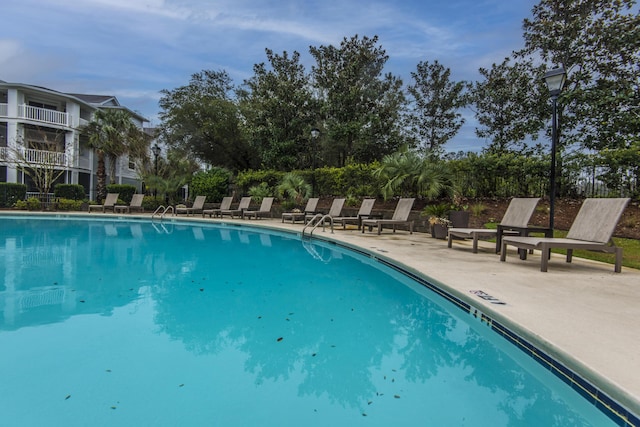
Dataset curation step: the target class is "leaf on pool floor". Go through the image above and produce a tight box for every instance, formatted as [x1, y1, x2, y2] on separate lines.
[277, 337, 283, 342]
[394, 395, 400, 399]
[65, 395, 71, 400]
[179, 384, 184, 387]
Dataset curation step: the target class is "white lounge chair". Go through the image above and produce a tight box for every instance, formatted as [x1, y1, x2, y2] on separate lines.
[500, 198, 630, 272]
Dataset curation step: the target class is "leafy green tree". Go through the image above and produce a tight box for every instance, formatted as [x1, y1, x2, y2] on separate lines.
[158, 70, 257, 171]
[310, 35, 406, 166]
[238, 49, 319, 170]
[406, 60, 469, 156]
[472, 57, 548, 154]
[518, 0, 640, 192]
[189, 167, 233, 203]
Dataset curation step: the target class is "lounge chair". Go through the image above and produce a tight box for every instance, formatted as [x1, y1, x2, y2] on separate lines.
[500, 198, 630, 272]
[202, 196, 233, 218]
[89, 193, 119, 213]
[115, 194, 145, 214]
[305, 198, 345, 225]
[175, 195, 206, 216]
[282, 198, 319, 223]
[447, 198, 542, 253]
[361, 198, 415, 235]
[243, 197, 275, 219]
[220, 196, 251, 218]
[333, 198, 377, 229]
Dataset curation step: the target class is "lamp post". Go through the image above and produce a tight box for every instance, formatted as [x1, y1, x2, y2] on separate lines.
[151, 143, 161, 198]
[543, 67, 566, 231]
[310, 128, 320, 196]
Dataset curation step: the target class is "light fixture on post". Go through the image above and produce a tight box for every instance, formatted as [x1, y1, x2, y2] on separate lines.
[543, 66, 566, 232]
[310, 128, 320, 196]
[151, 143, 161, 198]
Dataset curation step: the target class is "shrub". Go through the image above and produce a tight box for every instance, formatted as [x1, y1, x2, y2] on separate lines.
[54, 184, 86, 200]
[56, 198, 83, 211]
[190, 167, 233, 203]
[142, 196, 163, 211]
[13, 200, 28, 210]
[106, 184, 137, 204]
[236, 170, 284, 194]
[26, 197, 42, 211]
[0, 183, 27, 208]
[248, 182, 272, 202]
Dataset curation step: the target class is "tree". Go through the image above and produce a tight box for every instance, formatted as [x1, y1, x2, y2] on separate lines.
[373, 148, 453, 200]
[238, 49, 319, 170]
[310, 35, 406, 166]
[472, 57, 548, 154]
[9, 127, 67, 201]
[406, 60, 469, 156]
[83, 108, 146, 201]
[158, 70, 257, 171]
[518, 0, 640, 192]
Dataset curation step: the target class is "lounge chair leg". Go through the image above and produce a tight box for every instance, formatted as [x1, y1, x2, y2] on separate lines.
[447, 234, 453, 248]
[472, 236, 478, 253]
[566, 249, 573, 263]
[615, 247, 623, 273]
[540, 247, 550, 272]
[500, 242, 507, 262]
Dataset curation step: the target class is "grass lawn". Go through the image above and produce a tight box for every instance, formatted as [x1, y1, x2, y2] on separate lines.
[485, 223, 640, 270]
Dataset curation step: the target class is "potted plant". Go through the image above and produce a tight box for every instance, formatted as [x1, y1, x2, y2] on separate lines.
[421, 203, 451, 238]
[448, 194, 469, 228]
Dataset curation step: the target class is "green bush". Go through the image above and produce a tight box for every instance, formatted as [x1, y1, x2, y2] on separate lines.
[26, 197, 42, 211]
[56, 198, 83, 211]
[0, 183, 27, 208]
[13, 200, 28, 210]
[106, 184, 137, 204]
[54, 184, 86, 200]
[190, 167, 233, 203]
[236, 170, 284, 194]
[248, 182, 273, 202]
[142, 196, 163, 211]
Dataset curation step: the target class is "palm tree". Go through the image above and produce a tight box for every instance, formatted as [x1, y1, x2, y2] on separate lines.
[83, 109, 145, 201]
[277, 172, 312, 206]
[374, 149, 453, 200]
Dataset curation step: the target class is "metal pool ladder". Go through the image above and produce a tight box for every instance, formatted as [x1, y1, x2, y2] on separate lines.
[151, 205, 174, 220]
[302, 213, 335, 238]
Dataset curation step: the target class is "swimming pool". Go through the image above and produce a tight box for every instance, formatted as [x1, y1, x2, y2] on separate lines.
[0, 215, 629, 426]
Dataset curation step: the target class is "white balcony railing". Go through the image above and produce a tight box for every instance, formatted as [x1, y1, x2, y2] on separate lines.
[18, 104, 69, 126]
[24, 148, 67, 166]
[0, 103, 7, 117]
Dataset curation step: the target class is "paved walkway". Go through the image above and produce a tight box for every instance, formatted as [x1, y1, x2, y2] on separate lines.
[205, 216, 640, 418]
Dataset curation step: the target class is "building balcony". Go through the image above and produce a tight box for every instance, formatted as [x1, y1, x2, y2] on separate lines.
[0, 103, 74, 128]
[0, 147, 67, 167]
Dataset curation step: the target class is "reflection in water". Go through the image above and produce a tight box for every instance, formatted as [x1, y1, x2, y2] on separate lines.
[0, 217, 616, 426]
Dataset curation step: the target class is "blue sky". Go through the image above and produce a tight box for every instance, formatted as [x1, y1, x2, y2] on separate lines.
[1, 0, 537, 152]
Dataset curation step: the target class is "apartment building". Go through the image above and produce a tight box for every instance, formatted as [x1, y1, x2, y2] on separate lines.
[0, 80, 148, 200]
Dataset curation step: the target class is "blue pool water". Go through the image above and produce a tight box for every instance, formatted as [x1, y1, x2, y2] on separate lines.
[0, 216, 621, 426]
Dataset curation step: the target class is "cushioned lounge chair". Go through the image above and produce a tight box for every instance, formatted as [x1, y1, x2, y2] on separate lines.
[220, 196, 251, 218]
[115, 194, 145, 214]
[282, 198, 319, 223]
[89, 193, 119, 213]
[305, 198, 345, 225]
[202, 196, 233, 218]
[333, 198, 376, 230]
[500, 198, 630, 272]
[243, 197, 275, 219]
[447, 198, 541, 253]
[361, 198, 415, 235]
[175, 195, 206, 216]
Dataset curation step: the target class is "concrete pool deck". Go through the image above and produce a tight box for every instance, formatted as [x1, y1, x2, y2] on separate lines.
[204, 217, 640, 420]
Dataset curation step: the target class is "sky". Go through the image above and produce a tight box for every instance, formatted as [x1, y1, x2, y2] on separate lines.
[1, 0, 538, 152]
